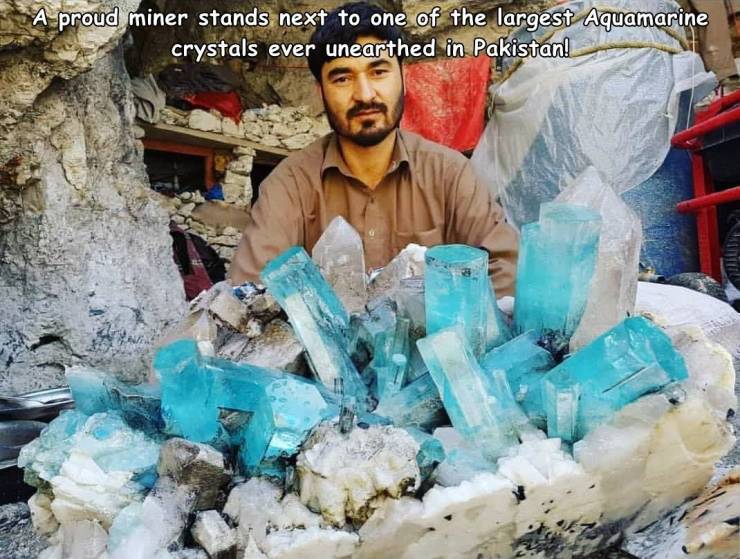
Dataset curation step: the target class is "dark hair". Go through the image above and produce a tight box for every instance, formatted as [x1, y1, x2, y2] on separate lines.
[308, 2, 406, 82]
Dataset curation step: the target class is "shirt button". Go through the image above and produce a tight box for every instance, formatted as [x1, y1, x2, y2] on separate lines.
[369, 196, 375, 204]
[368, 229, 376, 238]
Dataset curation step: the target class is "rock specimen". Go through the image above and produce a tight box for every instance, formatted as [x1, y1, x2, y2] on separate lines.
[311, 216, 367, 314]
[52, 519, 109, 559]
[296, 423, 421, 527]
[106, 477, 196, 559]
[575, 389, 734, 528]
[19, 411, 161, 495]
[15, 231, 738, 558]
[222, 477, 359, 559]
[261, 527, 359, 559]
[157, 439, 228, 511]
[191, 510, 237, 559]
[223, 478, 321, 549]
[188, 109, 222, 133]
[0, 502, 51, 559]
[46, 451, 144, 529]
[235, 319, 306, 373]
[623, 467, 740, 559]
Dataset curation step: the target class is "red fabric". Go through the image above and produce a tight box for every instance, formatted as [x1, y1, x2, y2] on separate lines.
[401, 56, 490, 152]
[184, 91, 243, 123]
[170, 223, 214, 300]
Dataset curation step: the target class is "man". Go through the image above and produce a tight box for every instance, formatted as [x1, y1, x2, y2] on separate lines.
[229, 2, 519, 296]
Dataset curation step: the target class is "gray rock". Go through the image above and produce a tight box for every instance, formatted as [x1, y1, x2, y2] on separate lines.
[157, 439, 229, 511]
[0, 502, 48, 559]
[0, 49, 187, 393]
[179, 202, 197, 217]
[188, 109, 222, 133]
[0, 0, 140, 137]
[217, 332, 250, 361]
[208, 286, 248, 332]
[244, 318, 263, 339]
[240, 319, 307, 374]
[244, 292, 281, 322]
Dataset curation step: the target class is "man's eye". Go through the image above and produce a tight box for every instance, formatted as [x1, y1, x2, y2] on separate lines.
[333, 76, 350, 84]
[373, 69, 388, 76]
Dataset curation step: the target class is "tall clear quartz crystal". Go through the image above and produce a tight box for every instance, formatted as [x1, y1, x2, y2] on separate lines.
[554, 167, 642, 350]
[514, 203, 601, 351]
[367, 243, 426, 301]
[261, 246, 369, 408]
[311, 216, 367, 314]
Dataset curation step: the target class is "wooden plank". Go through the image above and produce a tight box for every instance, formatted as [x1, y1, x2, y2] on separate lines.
[140, 122, 290, 165]
[142, 139, 215, 188]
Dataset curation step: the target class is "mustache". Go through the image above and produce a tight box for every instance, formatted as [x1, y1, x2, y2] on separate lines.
[347, 102, 387, 119]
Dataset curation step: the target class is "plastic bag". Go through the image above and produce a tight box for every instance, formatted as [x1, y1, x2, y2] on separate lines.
[471, 0, 716, 229]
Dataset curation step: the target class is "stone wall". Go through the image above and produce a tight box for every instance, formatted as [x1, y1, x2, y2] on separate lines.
[161, 104, 331, 153]
[0, 1, 187, 394]
[159, 190, 244, 264]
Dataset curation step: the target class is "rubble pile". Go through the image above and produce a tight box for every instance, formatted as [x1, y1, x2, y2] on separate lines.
[18, 189, 737, 557]
[160, 104, 331, 152]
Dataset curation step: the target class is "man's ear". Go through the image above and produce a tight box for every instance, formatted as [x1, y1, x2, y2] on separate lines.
[316, 80, 324, 104]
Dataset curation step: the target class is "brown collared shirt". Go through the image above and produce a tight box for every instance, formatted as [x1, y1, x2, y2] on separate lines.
[229, 129, 519, 296]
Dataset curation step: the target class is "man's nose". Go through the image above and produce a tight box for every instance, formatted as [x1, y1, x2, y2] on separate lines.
[352, 73, 376, 104]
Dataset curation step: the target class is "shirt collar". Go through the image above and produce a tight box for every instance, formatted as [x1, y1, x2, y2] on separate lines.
[321, 129, 411, 181]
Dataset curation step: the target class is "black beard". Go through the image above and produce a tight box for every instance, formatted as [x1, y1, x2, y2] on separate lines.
[323, 89, 405, 147]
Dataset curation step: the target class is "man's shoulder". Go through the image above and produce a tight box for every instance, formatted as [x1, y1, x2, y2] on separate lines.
[269, 134, 331, 179]
[399, 129, 469, 168]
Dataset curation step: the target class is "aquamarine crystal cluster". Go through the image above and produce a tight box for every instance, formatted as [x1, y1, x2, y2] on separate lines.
[514, 203, 601, 353]
[154, 339, 334, 476]
[24, 199, 689, 486]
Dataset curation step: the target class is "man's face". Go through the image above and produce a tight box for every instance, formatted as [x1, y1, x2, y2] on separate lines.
[319, 35, 404, 147]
